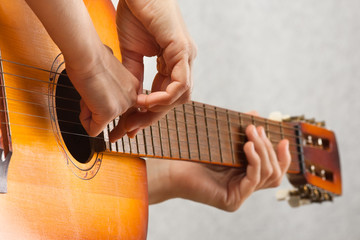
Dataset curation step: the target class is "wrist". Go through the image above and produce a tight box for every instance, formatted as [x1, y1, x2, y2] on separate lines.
[63, 40, 106, 73]
[147, 159, 175, 204]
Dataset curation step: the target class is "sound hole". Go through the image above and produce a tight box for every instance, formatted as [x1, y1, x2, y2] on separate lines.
[55, 70, 93, 163]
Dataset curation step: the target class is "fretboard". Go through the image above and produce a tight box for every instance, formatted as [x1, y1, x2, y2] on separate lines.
[102, 101, 301, 173]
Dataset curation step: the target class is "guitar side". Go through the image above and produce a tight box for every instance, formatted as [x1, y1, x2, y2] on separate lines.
[0, 0, 148, 239]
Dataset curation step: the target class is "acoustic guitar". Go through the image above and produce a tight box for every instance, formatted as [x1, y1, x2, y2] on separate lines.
[0, 0, 342, 239]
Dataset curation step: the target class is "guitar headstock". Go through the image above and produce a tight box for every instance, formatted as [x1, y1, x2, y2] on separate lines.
[277, 116, 342, 207]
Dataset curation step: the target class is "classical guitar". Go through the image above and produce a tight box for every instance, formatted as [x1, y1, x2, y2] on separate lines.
[0, 0, 341, 239]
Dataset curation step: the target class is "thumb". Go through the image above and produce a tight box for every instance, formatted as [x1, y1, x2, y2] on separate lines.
[79, 98, 92, 135]
[79, 99, 105, 137]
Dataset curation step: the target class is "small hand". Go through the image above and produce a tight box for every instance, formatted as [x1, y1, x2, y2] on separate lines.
[109, 0, 197, 141]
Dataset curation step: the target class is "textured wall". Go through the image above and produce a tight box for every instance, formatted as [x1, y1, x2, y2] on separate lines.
[113, 0, 360, 239]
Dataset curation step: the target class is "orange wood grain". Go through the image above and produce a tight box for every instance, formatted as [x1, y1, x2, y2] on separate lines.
[301, 122, 342, 195]
[0, 0, 148, 239]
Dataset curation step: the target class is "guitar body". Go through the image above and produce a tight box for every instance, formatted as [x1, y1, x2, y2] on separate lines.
[0, 0, 148, 239]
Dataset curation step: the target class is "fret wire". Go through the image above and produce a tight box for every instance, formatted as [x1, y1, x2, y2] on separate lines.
[166, 114, 172, 158]
[265, 119, 270, 139]
[12, 84, 296, 135]
[2, 76, 303, 155]
[108, 121, 114, 152]
[142, 128, 148, 155]
[149, 114, 297, 140]
[174, 107, 182, 159]
[214, 107, 223, 164]
[113, 119, 119, 152]
[127, 135, 132, 154]
[3, 116, 299, 163]
[0, 63, 296, 134]
[280, 122, 284, 139]
[104, 137, 302, 166]
[0, 60, 297, 133]
[104, 121, 110, 151]
[3, 90, 300, 140]
[183, 104, 191, 159]
[158, 120, 164, 157]
[150, 125, 155, 156]
[135, 132, 140, 155]
[172, 107, 297, 137]
[4, 105, 302, 150]
[113, 124, 299, 151]
[178, 104, 296, 131]
[203, 104, 212, 162]
[101, 115, 299, 151]
[192, 101, 201, 160]
[121, 135, 125, 154]
[226, 109, 235, 165]
[106, 139, 300, 159]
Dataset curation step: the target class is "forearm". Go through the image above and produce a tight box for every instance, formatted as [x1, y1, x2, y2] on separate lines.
[146, 159, 174, 204]
[25, 0, 104, 70]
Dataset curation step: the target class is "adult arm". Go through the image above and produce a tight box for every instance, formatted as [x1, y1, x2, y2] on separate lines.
[25, 0, 139, 137]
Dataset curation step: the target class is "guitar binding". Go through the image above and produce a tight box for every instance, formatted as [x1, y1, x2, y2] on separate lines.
[0, 50, 13, 193]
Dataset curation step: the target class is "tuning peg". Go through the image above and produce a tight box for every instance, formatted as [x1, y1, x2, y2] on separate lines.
[276, 188, 311, 207]
[283, 115, 305, 122]
[282, 115, 327, 128]
[276, 185, 333, 207]
[316, 121, 326, 127]
[268, 111, 290, 121]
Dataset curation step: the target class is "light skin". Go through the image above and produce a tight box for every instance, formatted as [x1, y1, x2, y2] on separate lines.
[147, 125, 291, 211]
[25, 0, 291, 210]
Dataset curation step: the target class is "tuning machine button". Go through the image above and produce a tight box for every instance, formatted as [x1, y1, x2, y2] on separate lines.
[276, 184, 333, 207]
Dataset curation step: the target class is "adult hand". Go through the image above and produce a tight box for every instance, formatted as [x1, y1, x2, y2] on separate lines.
[66, 46, 139, 137]
[110, 0, 197, 141]
[147, 124, 291, 211]
[24, 0, 140, 137]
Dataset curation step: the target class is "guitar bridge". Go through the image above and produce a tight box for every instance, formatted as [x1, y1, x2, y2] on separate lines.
[0, 51, 13, 193]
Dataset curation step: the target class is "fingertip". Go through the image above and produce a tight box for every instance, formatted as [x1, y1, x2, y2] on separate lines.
[243, 141, 260, 166]
[277, 139, 291, 170]
[243, 141, 254, 154]
[136, 93, 148, 107]
[127, 128, 140, 138]
[245, 125, 257, 139]
[109, 127, 126, 143]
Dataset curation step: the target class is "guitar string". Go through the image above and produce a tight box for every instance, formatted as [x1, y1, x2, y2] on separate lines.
[0, 85, 304, 151]
[0, 59, 69, 78]
[0, 58, 308, 132]
[0, 59, 304, 144]
[0, 59, 304, 167]
[0, 77, 297, 133]
[0, 121, 301, 169]
[1, 96, 301, 146]
[0, 106, 303, 150]
[0, 109, 303, 155]
[0, 89, 300, 143]
[0, 58, 298, 132]
[1, 71, 75, 90]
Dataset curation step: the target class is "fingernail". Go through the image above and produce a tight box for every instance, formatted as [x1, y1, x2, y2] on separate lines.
[260, 126, 266, 137]
[127, 128, 140, 139]
[251, 125, 258, 136]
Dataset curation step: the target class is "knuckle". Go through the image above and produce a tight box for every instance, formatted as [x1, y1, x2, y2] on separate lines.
[183, 92, 191, 103]
[253, 174, 261, 186]
[263, 168, 273, 179]
[273, 179, 282, 187]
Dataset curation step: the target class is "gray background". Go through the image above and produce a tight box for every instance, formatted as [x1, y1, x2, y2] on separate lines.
[113, 0, 360, 239]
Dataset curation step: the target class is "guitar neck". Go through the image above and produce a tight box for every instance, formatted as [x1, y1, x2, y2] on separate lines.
[102, 101, 301, 174]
